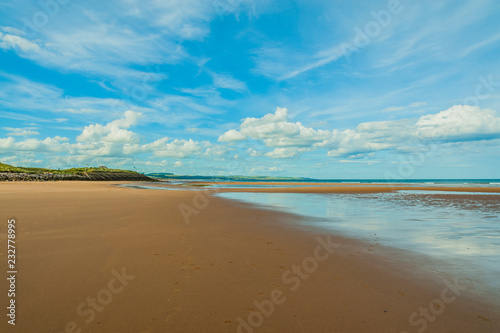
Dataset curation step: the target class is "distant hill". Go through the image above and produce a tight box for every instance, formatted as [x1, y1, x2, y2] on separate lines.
[0, 163, 154, 181]
[147, 173, 311, 182]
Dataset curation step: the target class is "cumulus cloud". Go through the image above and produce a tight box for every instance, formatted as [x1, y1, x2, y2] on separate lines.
[0, 136, 69, 153]
[220, 105, 500, 159]
[247, 148, 262, 157]
[3, 105, 500, 164]
[153, 139, 205, 158]
[265, 147, 310, 159]
[0, 137, 15, 149]
[77, 110, 141, 143]
[415, 105, 500, 141]
[218, 107, 334, 148]
[218, 129, 246, 142]
[0, 110, 226, 161]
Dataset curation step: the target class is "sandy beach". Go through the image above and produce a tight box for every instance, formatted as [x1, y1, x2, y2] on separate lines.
[1, 181, 499, 333]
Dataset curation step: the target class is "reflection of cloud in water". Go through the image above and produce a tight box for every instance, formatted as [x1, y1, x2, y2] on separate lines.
[217, 191, 500, 294]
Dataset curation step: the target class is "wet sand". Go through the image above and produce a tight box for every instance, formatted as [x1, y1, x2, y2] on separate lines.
[1, 181, 499, 332]
[200, 182, 500, 193]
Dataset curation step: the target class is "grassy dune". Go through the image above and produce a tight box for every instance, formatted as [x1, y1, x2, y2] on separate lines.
[0, 163, 136, 175]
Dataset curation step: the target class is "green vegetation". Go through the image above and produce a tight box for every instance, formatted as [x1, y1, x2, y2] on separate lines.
[0, 163, 138, 175]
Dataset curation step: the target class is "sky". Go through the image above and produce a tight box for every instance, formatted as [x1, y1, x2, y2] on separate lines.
[1, 0, 500, 179]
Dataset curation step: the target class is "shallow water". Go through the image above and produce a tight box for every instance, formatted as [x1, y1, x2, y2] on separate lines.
[216, 191, 500, 299]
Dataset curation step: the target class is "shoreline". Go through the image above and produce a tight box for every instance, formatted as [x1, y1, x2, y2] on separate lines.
[1, 181, 499, 332]
[133, 181, 500, 194]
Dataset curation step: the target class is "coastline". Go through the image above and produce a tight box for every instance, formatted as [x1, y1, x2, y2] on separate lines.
[138, 181, 500, 193]
[1, 181, 499, 332]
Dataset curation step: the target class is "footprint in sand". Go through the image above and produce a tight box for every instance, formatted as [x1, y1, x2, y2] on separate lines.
[224, 320, 231, 325]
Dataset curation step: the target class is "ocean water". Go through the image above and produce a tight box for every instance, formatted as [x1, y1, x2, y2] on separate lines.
[215, 190, 500, 300]
[148, 177, 500, 186]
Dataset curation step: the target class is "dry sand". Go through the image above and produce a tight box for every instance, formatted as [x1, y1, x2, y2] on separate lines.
[1, 181, 499, 332]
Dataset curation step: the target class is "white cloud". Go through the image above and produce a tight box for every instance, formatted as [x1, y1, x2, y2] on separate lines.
[77, 110, 141, 143]
[0, 136, 69, 153]
[218, 129, 247, 142]
[0, 137, 15, 149]
[0, 26, 24, 36]
[0, 111, 220, 160]
[409, 102, 427, 108]
[247, 148, 262, 157]
[3, 127, 39, 137]
[219, 107, 334, 148]
[416, 105, 500, 140]
[383, 101, 427, 113]
[124, 136, 226, 159]
[3, 105, 500, 164]
[0, 73, 148, 117]
[153, 139, 204, 158]
[209, 71, 248, 92]
[265, 147, 309, 159]
[0, 0, 268, 90]
[0, 31, 42, 53]
[219, 105, 500, 159]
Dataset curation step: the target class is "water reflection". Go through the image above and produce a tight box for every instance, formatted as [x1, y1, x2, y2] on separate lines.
[216, 191, 500, 296]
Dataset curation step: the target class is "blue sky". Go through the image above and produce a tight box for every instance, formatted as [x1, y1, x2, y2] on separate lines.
[1, 0, 500, 178]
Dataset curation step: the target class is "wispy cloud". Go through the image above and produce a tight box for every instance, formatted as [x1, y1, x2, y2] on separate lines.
[3, 127, 39, 137]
